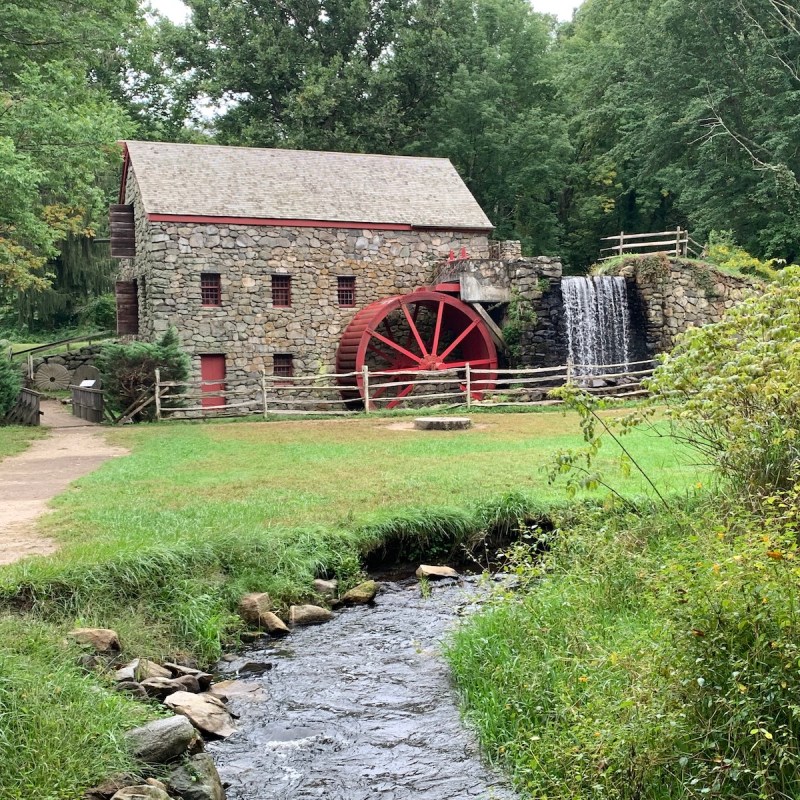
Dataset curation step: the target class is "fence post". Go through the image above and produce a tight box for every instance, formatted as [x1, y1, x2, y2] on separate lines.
[154, 368, 162, 421]
[618, 230, 625, 256]
[362, 365, 370, 413]
[260, 369, 269, 418]
[676, 226, 682, 258]
[465, 363, 472, 409]
[28, 354, 33, 380]
[566, 356, 574, 384]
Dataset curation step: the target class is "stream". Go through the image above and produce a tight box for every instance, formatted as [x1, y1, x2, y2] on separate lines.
[207, 575, 517, 799]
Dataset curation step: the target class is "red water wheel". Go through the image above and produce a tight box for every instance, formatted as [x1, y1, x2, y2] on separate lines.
[336, 290, 498, 409]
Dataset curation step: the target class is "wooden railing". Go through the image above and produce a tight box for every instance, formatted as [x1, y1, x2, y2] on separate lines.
[153, 360, 656, 420]
[2, 388, 42, 426]
[600, 228, 704, 260]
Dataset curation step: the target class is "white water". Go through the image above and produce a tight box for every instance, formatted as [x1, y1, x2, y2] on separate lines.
[562, 276, 632, 376]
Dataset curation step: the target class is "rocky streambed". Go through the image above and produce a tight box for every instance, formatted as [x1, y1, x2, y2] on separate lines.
[207, 575, 517, 799]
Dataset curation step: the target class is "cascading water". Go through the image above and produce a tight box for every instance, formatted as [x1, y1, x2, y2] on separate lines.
[562, 276, 632, 376]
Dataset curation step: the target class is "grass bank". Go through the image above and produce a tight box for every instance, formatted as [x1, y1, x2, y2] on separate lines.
[448, 498, 800, 799]
[0, 425, 46, 461]
[0, 409, 699, 798]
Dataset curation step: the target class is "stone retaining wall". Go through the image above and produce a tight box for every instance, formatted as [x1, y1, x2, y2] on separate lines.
[32, 345, 104, 375]
[608, 255, 761, 354]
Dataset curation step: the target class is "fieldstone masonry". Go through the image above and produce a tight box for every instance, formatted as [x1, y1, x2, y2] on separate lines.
[120, 172, 489, 387]
[609, 256, 760, 354]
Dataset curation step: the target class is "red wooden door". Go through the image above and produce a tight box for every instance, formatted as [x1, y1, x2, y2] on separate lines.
[200, 355, 226, 408]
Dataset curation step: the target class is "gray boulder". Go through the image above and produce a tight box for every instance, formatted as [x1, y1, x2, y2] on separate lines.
[167, 753, 226, 800]
[289, 604, 333, 626]
[111, 787, 170, 800]
[164, 691, 237, 738]
[125, 715, 196, 764]
[341, 580, 379, 605]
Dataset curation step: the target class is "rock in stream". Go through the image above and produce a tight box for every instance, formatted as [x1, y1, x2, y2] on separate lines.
[208, 576, 517, 799]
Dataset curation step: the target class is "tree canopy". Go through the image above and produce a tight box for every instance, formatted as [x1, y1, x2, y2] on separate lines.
[2, 0, 799, 329]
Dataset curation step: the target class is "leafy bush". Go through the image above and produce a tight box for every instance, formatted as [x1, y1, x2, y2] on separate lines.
[0, 357, 22, 419]
[707, 230, 780, 281]
[449, 498, 800, 800]
[96, 327, 189, 420]
[77, 293, 116, 330]
[649, 267, 800, 496]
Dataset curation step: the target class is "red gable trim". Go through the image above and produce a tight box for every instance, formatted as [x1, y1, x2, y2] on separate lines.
[147, 213, 491, 233]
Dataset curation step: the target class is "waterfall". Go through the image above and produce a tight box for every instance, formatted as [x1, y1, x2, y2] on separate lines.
[562, 276, 632, 376]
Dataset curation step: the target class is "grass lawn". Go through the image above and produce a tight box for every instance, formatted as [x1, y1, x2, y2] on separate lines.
[41, 409, 699, 546]
[0, 425, 46, 461]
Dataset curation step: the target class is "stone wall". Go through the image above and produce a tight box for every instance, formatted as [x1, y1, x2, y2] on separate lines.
[609, 255, 761, 354]
[32, 345, 104, 375]
[119, 172, 490, 387]
[437, 254, 565, 366]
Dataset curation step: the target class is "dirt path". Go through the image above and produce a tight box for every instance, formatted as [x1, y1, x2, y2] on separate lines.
[0, 401, 128, 566]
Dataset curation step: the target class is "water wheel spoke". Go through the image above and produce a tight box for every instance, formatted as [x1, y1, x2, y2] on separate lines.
[367, 342, 400, 366]
[438, 358, 494, 371]
[369, 330, 424, 365]
[385, 382, 416, 410]
[401, 301, 428, 357]
[430, 300, 445, 357]
[439, 320, 479, 361]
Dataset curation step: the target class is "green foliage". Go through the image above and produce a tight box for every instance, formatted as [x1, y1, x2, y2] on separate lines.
[0, 616, 154, 799]
[0, 358, 22, 419]
[77, 294, 117, 331]
[448, 497, 800, 799]
[706, 230, 781, 281]
[650, 267, 800, 495]
[97, 328, 190, 419]
[502, 291, 538, 366]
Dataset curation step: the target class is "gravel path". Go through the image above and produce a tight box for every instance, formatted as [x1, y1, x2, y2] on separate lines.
[0, 401, 127, 565]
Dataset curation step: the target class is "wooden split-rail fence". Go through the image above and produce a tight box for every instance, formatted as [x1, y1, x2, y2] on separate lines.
[153, 360, 656, 421]
[600, 228, 704, 260]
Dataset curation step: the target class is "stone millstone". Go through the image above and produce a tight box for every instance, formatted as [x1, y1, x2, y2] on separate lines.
[416, 564, 460, 580]
[163, 691, 237, 739]
[413, 417, 472, 431]
[125, 715, 197, 764]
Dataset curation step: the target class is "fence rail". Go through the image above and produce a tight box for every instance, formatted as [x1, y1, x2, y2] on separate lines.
[600, 228, 704, 260]
[154, 360, 656, 421]
[1, 388, 41, 426]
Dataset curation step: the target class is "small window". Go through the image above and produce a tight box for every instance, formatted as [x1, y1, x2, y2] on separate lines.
[201, 273, 221, 306]
[272, 274, 292, 307]
[274, 354, 294, 378]
[337, 276, 356, 307]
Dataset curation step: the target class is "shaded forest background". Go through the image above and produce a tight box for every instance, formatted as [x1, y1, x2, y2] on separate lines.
[2, 0, 798, 331]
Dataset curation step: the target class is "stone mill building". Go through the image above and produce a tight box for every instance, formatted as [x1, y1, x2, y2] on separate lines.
[111, 140, 529, 404]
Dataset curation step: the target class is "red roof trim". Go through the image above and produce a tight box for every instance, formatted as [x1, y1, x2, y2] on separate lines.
[148, 214, 414, 231]
[146, 213, 492, 233]
[118, 142, 130, 204]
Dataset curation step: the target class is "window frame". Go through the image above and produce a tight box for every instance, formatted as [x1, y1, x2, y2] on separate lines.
[200, 273, 222, 307]
[273, 353, 294, 379]
[337, 275, 356, 307]
[271, 274, 292, 308]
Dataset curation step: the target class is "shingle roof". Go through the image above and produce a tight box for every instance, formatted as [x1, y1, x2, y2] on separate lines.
[123, 141, 493, 231]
